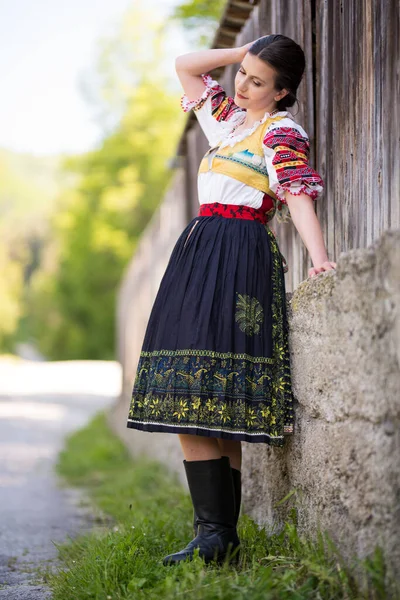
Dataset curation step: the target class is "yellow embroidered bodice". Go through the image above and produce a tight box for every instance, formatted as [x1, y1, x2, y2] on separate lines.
[198, 115, 287, 196]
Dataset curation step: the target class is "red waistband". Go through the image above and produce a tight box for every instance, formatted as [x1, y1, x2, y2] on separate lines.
[198, 202, 267, 224]
[197, 202, 289, 273]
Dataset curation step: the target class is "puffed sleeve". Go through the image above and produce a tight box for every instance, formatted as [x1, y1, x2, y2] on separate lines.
[180, 74, 244, 146]
[263, 121, 324, 223]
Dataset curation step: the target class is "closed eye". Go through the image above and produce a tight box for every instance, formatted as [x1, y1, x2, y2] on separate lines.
[238, 68, 261, 86]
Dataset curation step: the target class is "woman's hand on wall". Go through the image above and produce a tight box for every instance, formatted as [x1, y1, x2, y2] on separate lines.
[308, 261, 337, 278]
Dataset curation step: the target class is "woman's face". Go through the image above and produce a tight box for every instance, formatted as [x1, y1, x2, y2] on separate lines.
[234, 52, 287, 114]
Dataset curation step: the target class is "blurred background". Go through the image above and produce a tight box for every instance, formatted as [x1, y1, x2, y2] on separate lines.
[0, 0, 225, 362]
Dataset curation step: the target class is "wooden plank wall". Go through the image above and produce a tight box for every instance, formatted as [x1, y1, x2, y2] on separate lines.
[183, 0, 400, 293]
[316, 0, 400, 260]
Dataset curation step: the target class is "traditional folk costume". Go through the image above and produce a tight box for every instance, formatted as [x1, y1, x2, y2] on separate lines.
[127, 73, 323, 567]
[127, 74, 323, 447]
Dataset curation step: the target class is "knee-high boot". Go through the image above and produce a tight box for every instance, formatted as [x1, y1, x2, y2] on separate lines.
[162, 456, 240, 566]
[192, 459, 242, 537]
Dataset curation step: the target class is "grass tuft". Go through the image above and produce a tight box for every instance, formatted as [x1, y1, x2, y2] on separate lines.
[49, 412, 398, 599]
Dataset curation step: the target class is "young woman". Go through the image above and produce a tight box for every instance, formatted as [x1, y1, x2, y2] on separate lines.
[127, 34, 336, 567]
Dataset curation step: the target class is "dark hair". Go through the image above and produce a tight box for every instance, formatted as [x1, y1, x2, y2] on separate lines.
[248, 34, 305, 111]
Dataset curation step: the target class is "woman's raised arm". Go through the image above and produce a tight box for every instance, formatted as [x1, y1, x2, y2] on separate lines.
[175, 44, 252, 102]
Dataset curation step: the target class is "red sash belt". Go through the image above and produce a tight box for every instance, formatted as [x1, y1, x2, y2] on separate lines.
[197, 202, 288, 273]
[198, 202, 267, 225]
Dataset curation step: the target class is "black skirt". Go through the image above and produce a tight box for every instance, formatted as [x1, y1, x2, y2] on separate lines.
[126, 210, 295, 446]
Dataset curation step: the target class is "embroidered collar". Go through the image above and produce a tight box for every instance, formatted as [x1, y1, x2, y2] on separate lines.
[217, 109, 290, 149]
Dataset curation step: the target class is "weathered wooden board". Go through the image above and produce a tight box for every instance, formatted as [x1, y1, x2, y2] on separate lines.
[316, 0, 400, 260]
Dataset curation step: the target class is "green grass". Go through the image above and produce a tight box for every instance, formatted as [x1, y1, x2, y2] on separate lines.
[49, 412, 398, 600]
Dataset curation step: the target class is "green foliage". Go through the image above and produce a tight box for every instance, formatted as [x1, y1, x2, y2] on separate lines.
[87, 7, 180, 130]
[0, 148, 68, 220]
[170, 0, 226, 47]
[48, 413, 399, 600]
[173, 0, 226, 24]
[27, 10, 184, 360]
[0, 149, 69, 352]
[0, 242, 23, 350]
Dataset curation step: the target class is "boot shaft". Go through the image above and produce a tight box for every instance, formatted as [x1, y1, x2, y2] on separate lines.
[184, 456, 236, 531]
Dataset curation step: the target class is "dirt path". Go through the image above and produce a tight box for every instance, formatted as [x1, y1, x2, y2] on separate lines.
[0, 359, 121, 599]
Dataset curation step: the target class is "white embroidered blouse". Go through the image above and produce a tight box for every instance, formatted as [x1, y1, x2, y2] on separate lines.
[181, 75, 324, 223]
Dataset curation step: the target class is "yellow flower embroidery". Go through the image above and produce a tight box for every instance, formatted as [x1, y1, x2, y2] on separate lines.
[260, 407, 271, 419]
[191, 397, 201, 410]
[205, 398, 216, 412]
[272, 378, 286, 395]
[218, 403, 230, 424]
[274, 344, 285, 361]
[245, 408, 257, 427]
[173, 400, 189, 421]
[149, 398, 161, 416]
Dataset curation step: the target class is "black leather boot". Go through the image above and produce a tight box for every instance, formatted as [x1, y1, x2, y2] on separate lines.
[232, 466, 242, 523]
[162, 456, 240, 566]
[192, 459, 242, 537]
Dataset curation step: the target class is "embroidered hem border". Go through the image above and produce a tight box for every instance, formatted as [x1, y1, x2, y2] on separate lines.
[126, 421, 291, 446]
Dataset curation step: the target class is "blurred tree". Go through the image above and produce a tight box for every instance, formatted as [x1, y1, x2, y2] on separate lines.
[0, 148, 70, 353]
[170, 0, 226, 46]
[79, 7, 182, 144]
[0, 242, 23, 351]
[28, 10, 184, 360]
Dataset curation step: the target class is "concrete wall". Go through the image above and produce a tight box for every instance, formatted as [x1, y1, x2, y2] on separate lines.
[110, 226, 400, 581]
[243, 228, 400, 581]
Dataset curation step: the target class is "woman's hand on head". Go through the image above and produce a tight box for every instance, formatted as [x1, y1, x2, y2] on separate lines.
[236, 38, 266, 61]
[308, 261, 337, 278]
[237, 41, 253, 60]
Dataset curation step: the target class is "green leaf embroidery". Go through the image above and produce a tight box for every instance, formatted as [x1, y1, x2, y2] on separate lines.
[235, 293, 264, 336]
